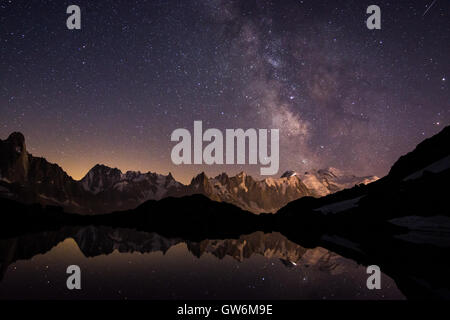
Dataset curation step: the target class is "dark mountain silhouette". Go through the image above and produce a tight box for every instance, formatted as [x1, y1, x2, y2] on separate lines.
[277, 125, 450, 221]
[275, 125, 450, 299]
[388, 125, 450, 180]
[0, 132, 95, 213]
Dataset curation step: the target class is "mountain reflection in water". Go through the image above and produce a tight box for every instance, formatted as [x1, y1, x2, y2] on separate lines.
[0, 227, 404, 300]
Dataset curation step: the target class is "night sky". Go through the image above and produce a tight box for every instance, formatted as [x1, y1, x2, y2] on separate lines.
[1, 0, 449, 183]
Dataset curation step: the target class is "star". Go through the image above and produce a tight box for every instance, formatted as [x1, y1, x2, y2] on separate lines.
[1, 0, 449, 183]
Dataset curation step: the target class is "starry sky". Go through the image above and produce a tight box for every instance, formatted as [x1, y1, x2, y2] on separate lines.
[1, 0, 449, 183]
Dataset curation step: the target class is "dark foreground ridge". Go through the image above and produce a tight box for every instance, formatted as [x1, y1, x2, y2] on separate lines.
[0, 126, 450, 300]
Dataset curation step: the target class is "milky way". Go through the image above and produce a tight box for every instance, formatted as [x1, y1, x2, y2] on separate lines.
[1, 0, 449, 183]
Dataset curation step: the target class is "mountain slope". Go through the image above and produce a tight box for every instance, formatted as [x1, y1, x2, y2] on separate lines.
[275, 126, 450, 299]
[186, 171, 312, 213]
[388, 125, 450, 181]
[0, 132, 93, 212]
[79, 164, 185, 213]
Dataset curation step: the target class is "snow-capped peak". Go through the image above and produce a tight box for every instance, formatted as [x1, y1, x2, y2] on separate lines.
[299, 167, 378, 197]
[80, 164, 181, 196]
[280, 170, 298, 178]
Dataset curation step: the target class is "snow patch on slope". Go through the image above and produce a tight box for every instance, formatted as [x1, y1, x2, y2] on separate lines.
[315, 196, 364, 214]
[403, 155, 450, 181]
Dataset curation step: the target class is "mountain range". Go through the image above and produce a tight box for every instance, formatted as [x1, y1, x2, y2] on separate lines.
[0, 125, 450, 298]
[0, 132, 377, 214]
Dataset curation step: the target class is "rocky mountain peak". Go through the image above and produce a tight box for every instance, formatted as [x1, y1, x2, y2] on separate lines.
[214, 172, 230, 185]
[234, 171, 249, 183]
[0, 132, 29, 183]
[91, 164, 122, 175]
[6, 132, 26, 153]
[190, 172, 209, 185]
[281, 170, 297, 178]
[188, 172, 217, 196]
[81, 164, 123, 194]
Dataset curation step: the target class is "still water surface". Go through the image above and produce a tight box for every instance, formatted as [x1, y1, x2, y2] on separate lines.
[0, 228, 405, 299]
